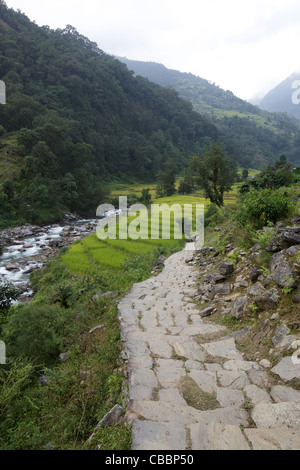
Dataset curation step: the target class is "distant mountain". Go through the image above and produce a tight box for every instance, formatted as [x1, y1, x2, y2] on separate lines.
[118, 57, 300, 168]
[259, 72, 300, 120]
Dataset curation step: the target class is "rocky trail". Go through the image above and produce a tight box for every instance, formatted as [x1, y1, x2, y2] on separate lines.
[119, 246, 300, 450]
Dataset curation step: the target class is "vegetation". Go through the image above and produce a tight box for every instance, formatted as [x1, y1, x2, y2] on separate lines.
[120, 57, 300, 169]
[188, 141, 237, 207]
[0, 1, 221, 228]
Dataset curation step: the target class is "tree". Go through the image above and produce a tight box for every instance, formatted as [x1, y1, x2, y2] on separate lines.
[189, 141, 237, 207]
[156, 159, 177, 197]
[242, 169, 249, 181]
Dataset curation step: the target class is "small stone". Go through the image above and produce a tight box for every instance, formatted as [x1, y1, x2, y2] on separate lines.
[89, 324, 105, 334]
[259, 359, 272, 368]
[59, 351, 70, 362]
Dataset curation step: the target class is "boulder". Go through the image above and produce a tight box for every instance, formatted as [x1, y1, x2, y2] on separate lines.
[230, 296, 247, 319]
[272, 323, 296, 349]
[199, 306, 215, 318]
[219, 262, 234, 276]
[272, 260, 297, 288]
[254, 288, 279, 310]
[213, 283, 231, 297]
[249, 266, 263, 283]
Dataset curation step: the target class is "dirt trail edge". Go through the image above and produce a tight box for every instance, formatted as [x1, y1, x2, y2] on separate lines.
[118, 247, 300, 450]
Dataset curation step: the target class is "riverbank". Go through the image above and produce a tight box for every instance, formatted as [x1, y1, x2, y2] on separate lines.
[0, 214, 99, 300]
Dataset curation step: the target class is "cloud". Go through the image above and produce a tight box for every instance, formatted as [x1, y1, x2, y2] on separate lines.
[4, 0, 300, 99]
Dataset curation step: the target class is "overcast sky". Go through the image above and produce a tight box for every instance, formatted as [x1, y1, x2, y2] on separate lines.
[4, 0, 300, 101]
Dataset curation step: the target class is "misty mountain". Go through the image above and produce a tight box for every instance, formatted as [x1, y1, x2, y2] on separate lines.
[119, 57, 300, 168]
[259, 72, 300, 120]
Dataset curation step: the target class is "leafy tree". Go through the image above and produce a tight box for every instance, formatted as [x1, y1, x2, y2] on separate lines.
[156, 159, 177, 197]
[139, 188, 152, 206]
[242, 169, 249, 180]
[189, 141, 237, 207]
[239, 155, 293, 193]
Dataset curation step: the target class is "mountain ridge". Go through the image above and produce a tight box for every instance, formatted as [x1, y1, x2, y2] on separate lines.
[118, 56, 300, 168]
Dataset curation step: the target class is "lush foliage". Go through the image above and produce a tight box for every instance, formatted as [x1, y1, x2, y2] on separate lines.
[239, 155, 295, 194]
[189, 141, 238, 207]
[0, 1, 220, 227]
[0, 281, 19, 324]
[120, 57, 300, 169]
[236, 187, 296, 229]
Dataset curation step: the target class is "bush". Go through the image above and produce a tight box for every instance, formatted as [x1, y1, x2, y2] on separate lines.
[204, 204, 220, 227]
[236, 187, 296, 229]
[3, 304, 70, 366]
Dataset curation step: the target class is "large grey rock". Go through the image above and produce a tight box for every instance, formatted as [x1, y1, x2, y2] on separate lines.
[254, 288, 279, 310]
[244, 384, 272, 405]
[201, 338, 243, 361]
[272, 323, 294, 349]
[249, 266, 263, 283]
[98, 405, 124, 427]
[247, 282, 265, 296]
[213, 283, 231, 297]
[251, 402, 300, 429]
[190, 422, 250, 450]
[271, 356, 300, 382]
[219, 262, 234, 276]
[271, 260, 297, 288]
[131, 420, 187, 450]
[244, 428, 300, 450]
[216, 387, 245, 408]
[199, 306, 215, 318]
[270, 385, 300, 403]
[230, 296, 247, 319]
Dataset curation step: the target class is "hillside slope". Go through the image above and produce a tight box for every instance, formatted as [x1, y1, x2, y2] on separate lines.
[119, 57, 300, 168]
[0, 1, 219, 226]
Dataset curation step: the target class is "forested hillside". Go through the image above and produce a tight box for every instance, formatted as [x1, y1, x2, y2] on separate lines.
[0, 1, 219, 227]
[119, 58, 300, 169]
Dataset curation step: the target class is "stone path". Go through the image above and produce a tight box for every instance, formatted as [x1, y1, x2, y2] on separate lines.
[118, 248, 300, 450]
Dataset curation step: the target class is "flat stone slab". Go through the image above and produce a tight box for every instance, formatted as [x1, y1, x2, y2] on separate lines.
[217, 370, 250, 389]
[244, 428, 300, 450]
[251, 402, 300, 429]
[158, 388, 187, 405]
[216, 387, 245, 408]
[190, 422, 250, 450]
[188, 369, 217, 394]
[128, 400, 203, 425]
[244, 384, 272, 405]
[131, 420, 187, 450]
[201, 338, 244, 361]
[168, 337, 205, 361]
[271, 357, 300, 382]
[270, 385, 300, 403]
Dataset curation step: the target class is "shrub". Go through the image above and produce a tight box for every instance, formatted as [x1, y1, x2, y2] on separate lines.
[3, 304, 70, 366]
[236, 187, 296, 229]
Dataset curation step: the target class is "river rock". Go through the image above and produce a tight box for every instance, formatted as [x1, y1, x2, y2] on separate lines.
[5, 264, 19, 271]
